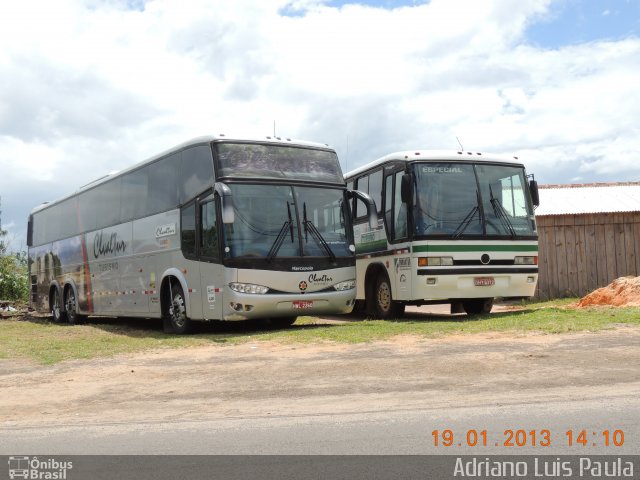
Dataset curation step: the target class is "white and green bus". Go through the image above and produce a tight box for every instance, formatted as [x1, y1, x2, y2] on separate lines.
[346, 150, 540, 318]
[27, 135, 376, 333]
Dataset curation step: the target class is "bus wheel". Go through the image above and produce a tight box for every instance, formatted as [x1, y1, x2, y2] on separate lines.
[51, 288, 67, 323]
[65, 288, 85, 325]
[166, 283, 192, 334]
[371, 275, 405, 319]
[462, 298, 493, 316]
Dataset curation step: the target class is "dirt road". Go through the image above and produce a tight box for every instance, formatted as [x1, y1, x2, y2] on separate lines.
[1, 321, 639, 428]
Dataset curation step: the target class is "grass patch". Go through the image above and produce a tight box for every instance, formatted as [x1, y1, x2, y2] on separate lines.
[1, 301, 638, 365]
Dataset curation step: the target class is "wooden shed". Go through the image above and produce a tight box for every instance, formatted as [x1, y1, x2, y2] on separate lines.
[535, 182, 640, 300]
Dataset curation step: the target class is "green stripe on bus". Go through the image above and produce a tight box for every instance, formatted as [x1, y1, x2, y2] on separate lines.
[355, 239, 388, 254]
[412, 244, 538, 253]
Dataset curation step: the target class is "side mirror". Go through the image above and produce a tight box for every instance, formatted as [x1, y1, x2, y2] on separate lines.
[348, 190, 379, 230]
[214, 182, 235, 224]
[401, 174, 414, 205]
[529, 179, 540, 207]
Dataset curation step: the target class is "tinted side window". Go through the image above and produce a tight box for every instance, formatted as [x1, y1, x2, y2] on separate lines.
[94, 177, 122, 229]
[384, 174, 393, 233]
[57, 197, 79, 240]
[181, 202, 196, 258]
[80, 189, 98, 232]
[393, 173, 407, 240]
[32, 212, 45, 246]
[43, 205, 60, 244]
[121, 169, 148, 221]
[148, 154, 179, 215]
[180, 146, 215, 204]
[200, 199, 219, 260]
[355, 176, 368, 218]
[369, 169, 383, 214]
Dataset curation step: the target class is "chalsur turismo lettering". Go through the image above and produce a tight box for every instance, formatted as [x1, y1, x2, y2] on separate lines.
[93, 231, 127, 258]
[308, 273, 333, 284]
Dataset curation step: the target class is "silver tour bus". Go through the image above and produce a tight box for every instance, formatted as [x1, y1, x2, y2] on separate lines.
[346, 150, 540, 318]
[27, 136, 376, 333]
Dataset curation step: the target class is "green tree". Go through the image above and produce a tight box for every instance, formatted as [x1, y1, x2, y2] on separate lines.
[0, 228, 29, 302]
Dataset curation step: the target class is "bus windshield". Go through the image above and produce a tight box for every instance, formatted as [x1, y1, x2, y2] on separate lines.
[224, 184, 353, 260]
[216, 143, 344, 183]
[412, 163, 536, 238]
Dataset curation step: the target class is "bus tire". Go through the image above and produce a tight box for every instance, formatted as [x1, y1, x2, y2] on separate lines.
[51, 287, 67, 323]
[64, 287, 86, 325]
[165, 282, 192, 334]
[462, 298, 493, 316]
[371, 274, 405, 319]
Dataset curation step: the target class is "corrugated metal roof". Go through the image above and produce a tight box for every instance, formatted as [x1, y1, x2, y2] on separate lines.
[536, 182, 640, 216]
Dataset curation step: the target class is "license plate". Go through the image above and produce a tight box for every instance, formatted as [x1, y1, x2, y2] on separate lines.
[293, 300, 314, 310]
[474, 277, 495, 286]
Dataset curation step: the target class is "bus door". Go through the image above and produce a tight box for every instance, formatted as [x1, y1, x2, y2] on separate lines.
[198, 194, 224, 320]
[386, 172, 412, 301]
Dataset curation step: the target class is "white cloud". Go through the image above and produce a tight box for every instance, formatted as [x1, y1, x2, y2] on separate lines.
[2, 0, 640, 247]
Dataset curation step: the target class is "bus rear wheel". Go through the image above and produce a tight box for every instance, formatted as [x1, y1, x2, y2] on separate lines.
[370, 275, 405, 319]
[462, 298, 494, 316]
[165, 283, 192, 334]
[64, 287, 85, 325]
[51, 288, 67, 323]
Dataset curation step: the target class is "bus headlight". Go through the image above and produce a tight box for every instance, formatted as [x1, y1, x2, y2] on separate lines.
[514, 256, 538, 265]
[418, 257, 453, 267]
[333, 279, 356, 291]
[229, 282, 270, 294]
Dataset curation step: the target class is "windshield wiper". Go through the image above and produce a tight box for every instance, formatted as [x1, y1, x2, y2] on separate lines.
[453, 207, 478, 238]
[266, 202, 295, 262]
[303, 203, 336, 261]
[453, 190, 481, 238]
[489, 186, 516, 238]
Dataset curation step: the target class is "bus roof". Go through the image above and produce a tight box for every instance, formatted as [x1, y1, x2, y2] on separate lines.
[345, 150, 525, 179]
[30, 135, 334, 215]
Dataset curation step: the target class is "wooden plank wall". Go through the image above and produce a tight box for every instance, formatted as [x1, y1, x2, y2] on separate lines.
[536, 212, 640, 299]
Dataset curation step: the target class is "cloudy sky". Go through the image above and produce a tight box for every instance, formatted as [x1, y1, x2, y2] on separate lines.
[1, 0, 639, 249]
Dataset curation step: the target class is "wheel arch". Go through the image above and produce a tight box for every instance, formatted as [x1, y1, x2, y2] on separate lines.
[159, 268, 190, 317]
[63, 280, 80, 308]
[48, 281, 64, 312]
[363, 262, 390, 308]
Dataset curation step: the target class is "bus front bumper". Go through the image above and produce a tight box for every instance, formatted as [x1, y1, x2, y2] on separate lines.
[414, 271, 538, 300]
[222, 289, 356, 321]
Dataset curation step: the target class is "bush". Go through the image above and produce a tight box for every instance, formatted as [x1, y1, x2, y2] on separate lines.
[0, 230, 29, 302]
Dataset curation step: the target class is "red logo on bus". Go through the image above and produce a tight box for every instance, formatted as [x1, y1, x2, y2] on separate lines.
[298, 281, 308, 291]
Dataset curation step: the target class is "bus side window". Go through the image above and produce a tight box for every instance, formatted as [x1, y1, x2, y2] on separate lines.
[368, 169, 383, 215]
[200, 200, 219, 261]
[181, 202, 196, 258]
[180, 146, 215, 204]
[393, 173, 407, 240]
[384, 174, 393, 233]
[355, 176, 368, 218]
[148, 154, 179, 215]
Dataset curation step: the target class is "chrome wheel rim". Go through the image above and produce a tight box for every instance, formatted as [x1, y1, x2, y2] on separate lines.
[65, 290, 76, 315]
[52, 293, 61, 321]
[171, 293, 187, 328]
[377, 281, 391, 312]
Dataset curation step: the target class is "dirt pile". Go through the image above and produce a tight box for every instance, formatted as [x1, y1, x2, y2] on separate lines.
[577, 276, 640, 307]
